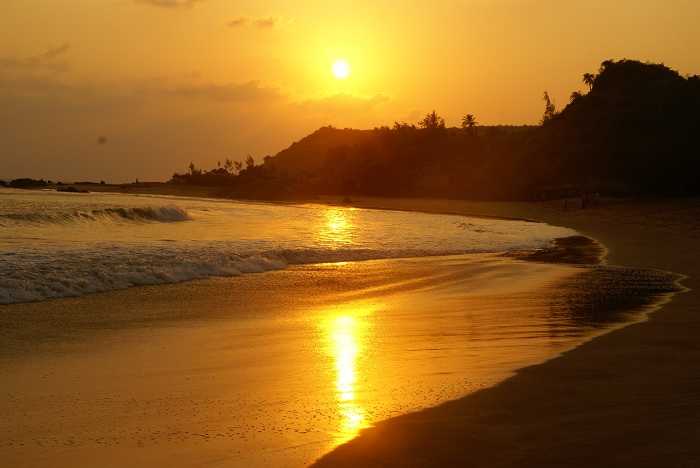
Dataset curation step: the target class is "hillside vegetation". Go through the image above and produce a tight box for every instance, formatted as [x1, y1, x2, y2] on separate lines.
[171, 60, 700, 200]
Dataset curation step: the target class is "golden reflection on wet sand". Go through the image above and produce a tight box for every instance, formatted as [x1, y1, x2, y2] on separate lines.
[323, 307, 372, 444]
[0, 254, 647, 468]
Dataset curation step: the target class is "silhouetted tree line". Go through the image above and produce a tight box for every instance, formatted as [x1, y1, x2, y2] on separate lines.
[2, 178, 105, 189]
[171, 59, 700, 200]
[6, 178, 50, 188]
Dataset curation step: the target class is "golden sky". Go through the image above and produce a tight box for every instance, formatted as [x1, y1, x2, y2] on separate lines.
[2, 0, 700, 181]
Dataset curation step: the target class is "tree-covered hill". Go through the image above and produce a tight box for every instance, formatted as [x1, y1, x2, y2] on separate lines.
[531, 59, 700, 195]
[172, 59, 700, 200]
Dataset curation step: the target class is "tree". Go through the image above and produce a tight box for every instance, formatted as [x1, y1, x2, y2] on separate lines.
[224, 158, 234, 173]
[461, 114, 477, 131]
[583, 73, 596, 91]
[393, 121, 412, 130]
[245, 155, 255, 169]
[541, 91, 557, 125]
[234, 161, 243, 173]
[599, 60, 614, 74]
[419, 111, 445, 130]
[570, 91, 583, 102]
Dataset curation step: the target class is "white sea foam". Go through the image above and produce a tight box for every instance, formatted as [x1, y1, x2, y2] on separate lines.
[0, 205, 191, 226]
[0, 245, 479, 304]
[0, 189, 577, 304]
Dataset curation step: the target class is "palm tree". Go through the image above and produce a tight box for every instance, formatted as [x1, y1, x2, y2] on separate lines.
[245, 155, 255, 169]
[583, 73, 596, 91]
[223, 158, 234, 173]
[461, 114, 477, 131]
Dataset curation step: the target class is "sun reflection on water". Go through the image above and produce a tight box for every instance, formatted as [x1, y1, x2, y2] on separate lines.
[318, 208, 356, 246]
[323, 307, 372, 444]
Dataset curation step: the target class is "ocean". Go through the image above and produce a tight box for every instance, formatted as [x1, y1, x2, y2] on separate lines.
[0, 187, 574, 304]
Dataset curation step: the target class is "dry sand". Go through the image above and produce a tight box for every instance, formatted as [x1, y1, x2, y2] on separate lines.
[312, 196, 700, 467]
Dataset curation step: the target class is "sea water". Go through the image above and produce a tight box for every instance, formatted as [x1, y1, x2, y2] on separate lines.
[0, 187, 575, 304]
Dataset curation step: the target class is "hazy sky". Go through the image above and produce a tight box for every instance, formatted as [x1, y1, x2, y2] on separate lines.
[2, 0, 700, 181]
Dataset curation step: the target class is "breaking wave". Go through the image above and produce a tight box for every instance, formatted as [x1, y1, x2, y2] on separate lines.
[0, 244, 476, 304]
[0, 206, 191, 225]
[0, 190, 579, 305]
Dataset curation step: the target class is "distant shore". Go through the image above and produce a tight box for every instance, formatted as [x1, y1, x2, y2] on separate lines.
[41, 181, 223, 199]
[16, 180, 625, 222]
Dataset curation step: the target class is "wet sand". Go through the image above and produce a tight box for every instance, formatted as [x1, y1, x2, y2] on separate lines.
[0, 255, 581, 467]
[312, 196, 700, 467]
[0, 240, 679, 467]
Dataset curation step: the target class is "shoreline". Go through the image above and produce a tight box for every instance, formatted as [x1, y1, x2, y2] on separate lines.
[17, 184, 543, 223]
[0, 234, 600, 308]
[2, 253, 641, 468]
[309, 196, 700, 467]
[4, 187, 699, 466]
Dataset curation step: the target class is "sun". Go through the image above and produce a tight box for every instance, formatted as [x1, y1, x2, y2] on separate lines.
[332, 59, 350, 80]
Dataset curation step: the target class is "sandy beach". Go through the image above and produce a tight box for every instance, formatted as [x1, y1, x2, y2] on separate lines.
[312, 196, 700, 467]
[5, 2, 700, 466]
[2, 253, 626, 468]
[0, 188, 696, 467]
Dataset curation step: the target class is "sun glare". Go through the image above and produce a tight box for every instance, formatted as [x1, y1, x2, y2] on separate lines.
[332, 59, 350, 79]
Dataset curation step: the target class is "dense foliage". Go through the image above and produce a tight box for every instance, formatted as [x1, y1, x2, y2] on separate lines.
[530, 60, 700, 195]
[7, 178, 50, 189]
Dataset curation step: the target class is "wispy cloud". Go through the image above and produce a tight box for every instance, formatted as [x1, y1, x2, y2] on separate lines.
[227, 16, 280, 29]
[40, 44, 71, 61]
[227, 17, 248, 28]
[136, 0, 205, 8]
[167, 81, 283, 103]
[254, 17, 277, 28]
[297, 94, 389, 114]
[0, 43, 71, 73]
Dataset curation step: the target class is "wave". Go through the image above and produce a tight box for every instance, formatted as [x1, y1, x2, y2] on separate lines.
[0, 206, 191, 225]
[0, 244, 477, 305]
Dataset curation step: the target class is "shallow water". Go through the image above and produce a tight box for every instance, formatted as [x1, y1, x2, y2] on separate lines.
[0, 188, 574, 303]
[0, 254, 680, 468]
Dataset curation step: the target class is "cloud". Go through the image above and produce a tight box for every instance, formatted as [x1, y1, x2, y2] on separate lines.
[167, 81, 283, 103]
[297, 94, 389, 114]
[227, 17, 248, 28]
[136, 0, 204, 8]
[227, 16, 279, 29]
[0, 72, 295, 182]
[0, 43, 71, 73]
[254, 17, 277, 28]
[0, 74, 71, 97]
[0, 73, 282, 107]
[40, 44, 71, 61]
